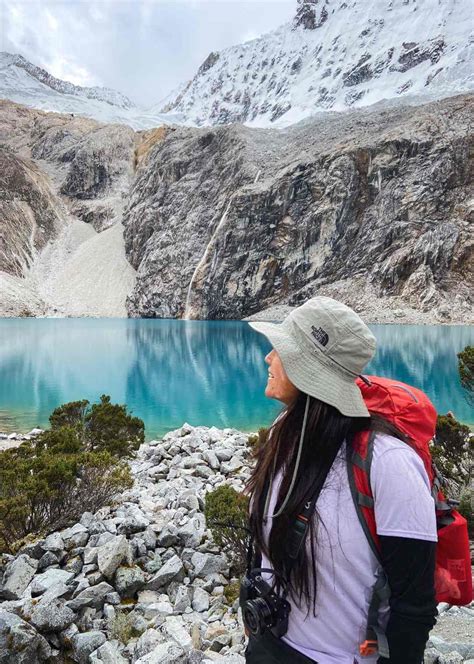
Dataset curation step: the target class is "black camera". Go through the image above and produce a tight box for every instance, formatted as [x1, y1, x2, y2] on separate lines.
[239, 569, 291, 638]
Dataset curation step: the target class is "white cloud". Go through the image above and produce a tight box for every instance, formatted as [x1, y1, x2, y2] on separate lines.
[3, 0, 295, 105]
[45, 9, 59, 32]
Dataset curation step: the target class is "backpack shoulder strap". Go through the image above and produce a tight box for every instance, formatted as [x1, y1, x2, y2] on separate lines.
[347, 431, 390, 659]
[346, 430, 381, 562]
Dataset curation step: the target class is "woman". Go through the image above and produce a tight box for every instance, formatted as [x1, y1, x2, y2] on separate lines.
[245, 296, 437, 664]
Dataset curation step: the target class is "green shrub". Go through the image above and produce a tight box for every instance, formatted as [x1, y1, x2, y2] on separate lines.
[458, 490, 473, 539]
[0, 395, 141, 553]
[224, 579, 241, 605]
[458, 345, 474, 407]
[49, 394, 144, 458]
[108, 611, 140, 644]
[432, 414, 472, 496]
[204, 485, 250, 574]
[247, 427, 269, 454]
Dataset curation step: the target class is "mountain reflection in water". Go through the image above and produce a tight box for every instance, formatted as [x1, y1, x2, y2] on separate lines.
[0, 319, 472, 438]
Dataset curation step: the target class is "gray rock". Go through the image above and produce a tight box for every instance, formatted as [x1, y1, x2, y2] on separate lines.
[43, 532, 64, 553]
[97, 535, 132, 580]
[91, 641, 128, 664]
[162, 616, 192, 651]
[143, 528, 157, 550]
[70, 631, 106, 664]
[83, 548, 99, 566]
[28, 597, 76, 632]
[67, 581, 114, 610]
[177, 516, 205, 548]
[37, 551, 60, 572]
[0, 609, 51, 663]
[173, 585, 191, 613]
[31, 568, 74, 596]
[423, 647, 441, 664]
[438, 654, 463, 664]
[114, 565, 146, 598]
[191, 552, 228, 578]
[0, 554, 38, 599]
[62, 523, 89, 549]
[134, 641, 186, 663]
[156, 523, 179, 547]
[192, 587, 210, 612]
[133, 628, 164, 661]
[58, 622, 79, 646]
[147, 555, 185, 590]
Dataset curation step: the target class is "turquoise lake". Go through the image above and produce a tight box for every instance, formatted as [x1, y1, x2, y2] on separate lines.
[0, 320, 472, 439]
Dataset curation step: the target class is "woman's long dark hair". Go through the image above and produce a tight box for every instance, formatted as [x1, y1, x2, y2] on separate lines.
[245, 390, 406, 615]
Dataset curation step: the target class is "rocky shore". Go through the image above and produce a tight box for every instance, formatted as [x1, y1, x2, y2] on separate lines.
[0, 424, 473, 663]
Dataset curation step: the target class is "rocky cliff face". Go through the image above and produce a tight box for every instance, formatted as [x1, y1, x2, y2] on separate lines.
[0, 147, 65, 277]
[124, 94, 473, 322]
[1, 95, 472, 322]
[0, 101, 137, 316]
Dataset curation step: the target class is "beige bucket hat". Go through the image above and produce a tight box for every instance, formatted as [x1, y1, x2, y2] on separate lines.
[248, 296, 376, 418]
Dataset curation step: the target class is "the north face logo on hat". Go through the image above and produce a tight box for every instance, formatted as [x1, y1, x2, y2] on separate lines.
[311, 326, 329, 347]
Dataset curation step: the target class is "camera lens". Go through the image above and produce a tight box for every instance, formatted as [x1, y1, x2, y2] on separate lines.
[243, 598, 273, 635]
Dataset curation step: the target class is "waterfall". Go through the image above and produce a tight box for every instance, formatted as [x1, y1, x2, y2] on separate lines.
[183, 196, 234, 320]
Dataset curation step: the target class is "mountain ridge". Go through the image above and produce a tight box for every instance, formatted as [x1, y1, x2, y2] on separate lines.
[163, 0, 473, 126]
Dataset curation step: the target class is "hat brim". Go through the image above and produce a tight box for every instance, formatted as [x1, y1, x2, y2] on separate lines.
[248, 320, 369, 418]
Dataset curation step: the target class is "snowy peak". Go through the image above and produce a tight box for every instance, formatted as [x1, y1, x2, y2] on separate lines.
[0, 52, 134, 109]
[293, 0, 328, 30]
[163, 0, 473, 126]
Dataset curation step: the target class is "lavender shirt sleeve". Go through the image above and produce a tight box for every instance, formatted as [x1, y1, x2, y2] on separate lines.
[371, 436, 438, 542]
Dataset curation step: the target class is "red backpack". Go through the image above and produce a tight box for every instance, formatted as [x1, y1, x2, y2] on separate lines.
[348, 375, 472, 658]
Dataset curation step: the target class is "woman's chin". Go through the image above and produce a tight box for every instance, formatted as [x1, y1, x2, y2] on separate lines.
[265, 385, 277, 399]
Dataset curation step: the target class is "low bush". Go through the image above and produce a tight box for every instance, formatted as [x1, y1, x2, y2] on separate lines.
[431, 414, 472, 506]
[247, 427, 269, 455]
[204, 484, 250, 575]
[0, 395, 141, 553]
[458, 345, 474, 407]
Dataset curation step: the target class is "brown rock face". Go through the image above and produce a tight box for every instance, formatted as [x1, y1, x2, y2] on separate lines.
[0, 146, 64, 277]
[124, 94, 473, 322]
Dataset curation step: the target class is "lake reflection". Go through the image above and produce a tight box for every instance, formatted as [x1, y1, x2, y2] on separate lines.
[0, 320, 472, 438]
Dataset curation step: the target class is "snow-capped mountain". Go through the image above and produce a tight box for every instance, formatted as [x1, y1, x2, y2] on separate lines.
[0, 52, 183, 129]
[163, 0, 474, 126]
[1, 53, 134, 109]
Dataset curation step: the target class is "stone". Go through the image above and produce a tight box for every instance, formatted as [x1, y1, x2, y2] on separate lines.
[83, 548, 99, 565]
[97, 535, 132, 580]
[28, 597, 76, 632]
[114, 565, 146, 598]
[191, 552, 228, 578]
[62, 523, 89, 549]
[43, 532, 65, 553]
[0, 554, 38, 599]
[37, 551, 60, 572]
[192, 587, 210, 612]
[438, 654, 463, 664]
[424, 648, 441, 664]
[134, 641, 187, 663]
[173, 585, 191, 613]
[91, 641, 128, 664]
[0, 609, 51, 663]
[178, 516, 205, 548]
[31, 568, 75, 596]
[147, 555, 185, 590]
[133, 628, 164, 661]
[67, 581, 114, 610]
[70, 631, 106, 664]
[143, 528, 157, 550]
[156, 523, 179, 547]
[163, 616, 193, 651]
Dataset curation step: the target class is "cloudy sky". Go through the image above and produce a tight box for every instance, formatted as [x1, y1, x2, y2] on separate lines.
[2, 0, 295, 106]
